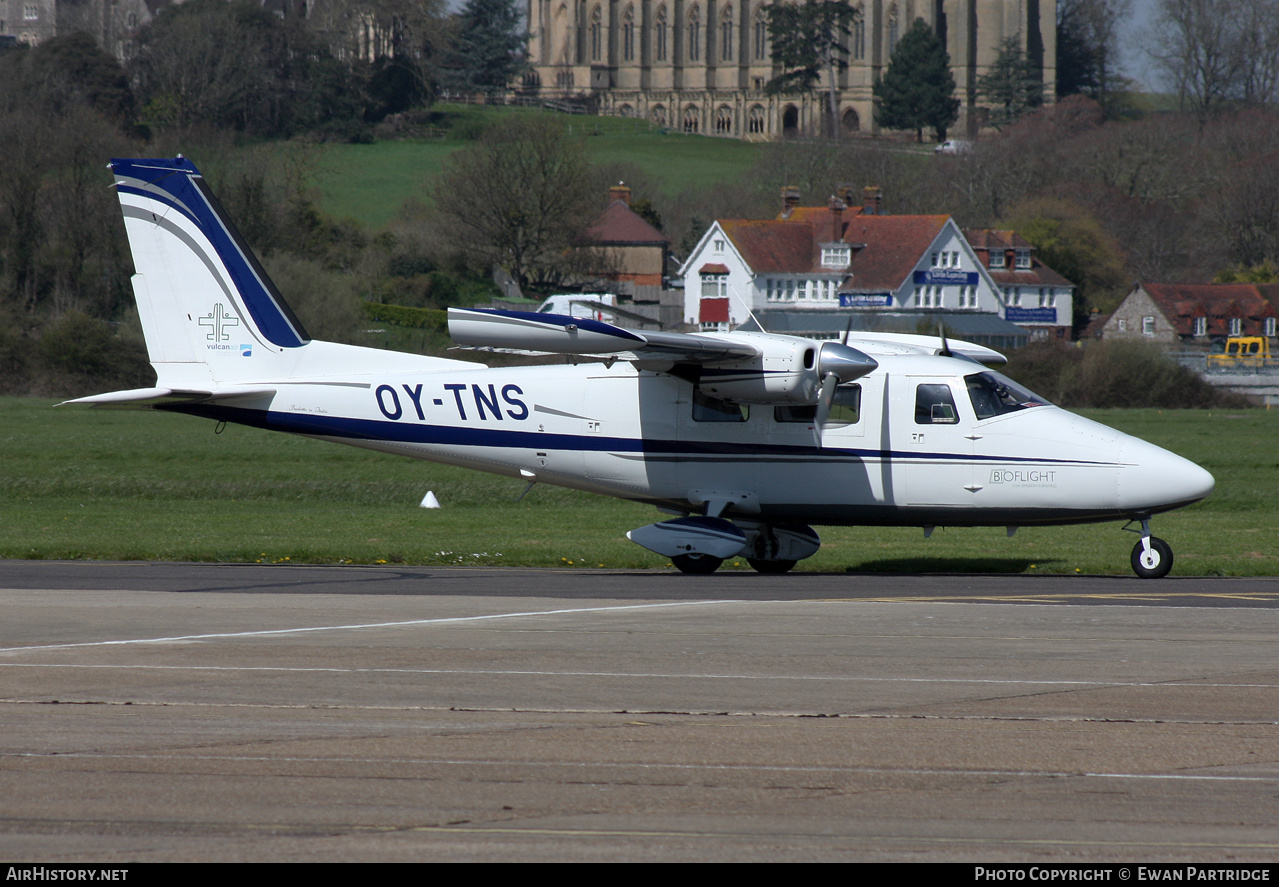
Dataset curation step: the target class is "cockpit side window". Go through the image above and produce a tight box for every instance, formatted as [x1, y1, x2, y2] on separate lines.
[965, 372, 1050, 420]
[914, 383, 958, 424]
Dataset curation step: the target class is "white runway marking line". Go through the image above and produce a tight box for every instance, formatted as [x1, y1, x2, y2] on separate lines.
[2, 751, 1276, 785]
[0, 600, 736, 654]
[2, 661, 1279, 692]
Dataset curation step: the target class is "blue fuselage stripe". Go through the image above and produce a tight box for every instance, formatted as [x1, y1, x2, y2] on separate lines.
[167, 404, 1120, 467]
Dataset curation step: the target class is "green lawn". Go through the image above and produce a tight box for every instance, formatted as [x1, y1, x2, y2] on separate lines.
[2, 397, 1275, 575]
[312, 105, 763, 230]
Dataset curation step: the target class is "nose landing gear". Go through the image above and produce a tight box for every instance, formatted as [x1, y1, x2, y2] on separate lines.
[1127, 519, 1173, 579]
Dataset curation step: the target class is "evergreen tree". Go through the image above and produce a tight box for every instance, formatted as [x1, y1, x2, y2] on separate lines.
[977, 36, 1043, 128]
[872, 18, 959, 143]
[442, 0, 527, 99]
[763, 0, 858, 139]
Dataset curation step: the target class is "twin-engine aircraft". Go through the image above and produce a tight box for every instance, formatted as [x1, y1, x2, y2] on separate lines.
[65, 157, 1215, 577]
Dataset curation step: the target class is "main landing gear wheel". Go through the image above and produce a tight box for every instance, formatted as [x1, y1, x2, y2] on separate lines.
[747, 558, 797, 574]
[671, 553, 724, 575]
[1131, 536, 1173, 579]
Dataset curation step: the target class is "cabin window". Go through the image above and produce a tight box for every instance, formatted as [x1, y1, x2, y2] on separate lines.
[914, 384, 959, 425]
[965, 372, 1050, 420]
[775, 385, 860, 425]
[692, 390, 749, 422]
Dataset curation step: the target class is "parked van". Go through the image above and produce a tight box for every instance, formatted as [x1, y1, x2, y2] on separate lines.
[536, 294, 617, 322]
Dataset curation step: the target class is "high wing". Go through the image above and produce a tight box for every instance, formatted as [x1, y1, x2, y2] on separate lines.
[447, 307, 760, 363]
[447, 307, 1007, 369]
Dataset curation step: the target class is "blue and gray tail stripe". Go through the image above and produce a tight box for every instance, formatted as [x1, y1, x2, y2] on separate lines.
[110, 157, 310, 348]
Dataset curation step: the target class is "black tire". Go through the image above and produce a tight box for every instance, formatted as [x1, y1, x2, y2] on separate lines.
[1131, 537, 1173, 579]
[671, 553, 724, 574]
[747, 558, 797, 574]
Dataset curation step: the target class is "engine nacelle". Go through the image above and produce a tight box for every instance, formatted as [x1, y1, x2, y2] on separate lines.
[695, 335, 820, 405]
[695, 335, 878, 405]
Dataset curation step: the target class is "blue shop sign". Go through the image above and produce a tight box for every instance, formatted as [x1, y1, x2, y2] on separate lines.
[1005, 307, 1058, 324]
[913, 269, 979, 286]
[839, 293, 893, 308]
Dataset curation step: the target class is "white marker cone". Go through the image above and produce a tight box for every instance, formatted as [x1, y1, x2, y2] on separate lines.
[420, 491, 441, 509]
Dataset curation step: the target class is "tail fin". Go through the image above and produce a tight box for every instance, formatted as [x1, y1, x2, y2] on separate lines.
[111, 157, 310, 387]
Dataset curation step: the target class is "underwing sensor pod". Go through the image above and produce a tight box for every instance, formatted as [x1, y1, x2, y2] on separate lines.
[65, 158, 1215, 577]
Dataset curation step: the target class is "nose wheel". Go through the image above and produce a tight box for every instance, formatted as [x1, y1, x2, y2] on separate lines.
[1128, 520, 1173, 579]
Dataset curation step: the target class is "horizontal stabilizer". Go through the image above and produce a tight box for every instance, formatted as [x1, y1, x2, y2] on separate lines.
[58, 386, 276, 409]
[448, 308, 759, 363]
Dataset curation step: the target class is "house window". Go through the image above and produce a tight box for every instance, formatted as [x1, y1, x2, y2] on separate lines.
[713, 238, 725, 254]
[1193, 317, 1207, 337]
[1015, 249, 1031, 269]
[1230, 317, 1242, 336]
[23, 4, 38, 19]
[1142, 316, 1156, 336]
[1117, 319, 1128, 332]
[821, 245, 850, 268]
[1266, 317, 1276, 337]
[701, 274, 728, 298]
[990, 252, 1005, 269]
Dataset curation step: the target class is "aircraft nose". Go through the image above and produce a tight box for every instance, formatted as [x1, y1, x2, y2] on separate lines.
[1117, 437, 1215, 511]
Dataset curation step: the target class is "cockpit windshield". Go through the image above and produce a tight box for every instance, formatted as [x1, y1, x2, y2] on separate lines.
[964, 372, 1051, 420]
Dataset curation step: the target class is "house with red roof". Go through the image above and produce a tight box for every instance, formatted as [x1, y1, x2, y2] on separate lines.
[679, 189, 1071, 344]
[1103, 283, 1278, 345]
[580, 184, 669, 291]
[963, 229, 1076, 340]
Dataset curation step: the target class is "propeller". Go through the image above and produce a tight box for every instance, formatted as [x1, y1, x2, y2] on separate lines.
[812, 341, 878, 448]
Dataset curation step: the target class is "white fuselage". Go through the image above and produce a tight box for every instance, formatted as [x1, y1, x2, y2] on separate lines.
[179, 353, 1214, 529]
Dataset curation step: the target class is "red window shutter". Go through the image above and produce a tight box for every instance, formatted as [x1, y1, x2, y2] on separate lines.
[700, 298, 729, 323]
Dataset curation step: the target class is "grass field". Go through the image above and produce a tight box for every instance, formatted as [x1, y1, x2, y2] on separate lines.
[3, 397, 1275, 576]
[311, 105, 764, 229]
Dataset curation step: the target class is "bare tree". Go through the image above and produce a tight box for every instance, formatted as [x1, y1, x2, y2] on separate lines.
[1150, 0, 1279, 118]
[431, 117, 598, 290]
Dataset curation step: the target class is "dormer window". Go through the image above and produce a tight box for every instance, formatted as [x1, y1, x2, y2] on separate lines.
[1015, 248, 1031, 269]
[821, 244, 850, 268]
[990, 252, 1005, 269]
[1267, 317, 1276, 337]
[1193, 317, 1207, 337]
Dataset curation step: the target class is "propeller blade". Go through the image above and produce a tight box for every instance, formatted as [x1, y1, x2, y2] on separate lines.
[841, 317, 853, 346]
[813, 372, 839, 449]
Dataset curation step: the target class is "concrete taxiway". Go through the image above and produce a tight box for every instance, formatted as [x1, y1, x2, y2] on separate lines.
[1, 562, 1277, 862]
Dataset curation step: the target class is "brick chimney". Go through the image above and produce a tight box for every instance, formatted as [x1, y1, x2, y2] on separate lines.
[781, 186, 801, 218]
[608, 183, 632, 205]
[827, 194, 845, 243]
[862, 186, 882, 216]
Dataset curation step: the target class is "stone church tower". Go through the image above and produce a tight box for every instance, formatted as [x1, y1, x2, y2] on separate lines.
[523, 0, 1056, 139]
